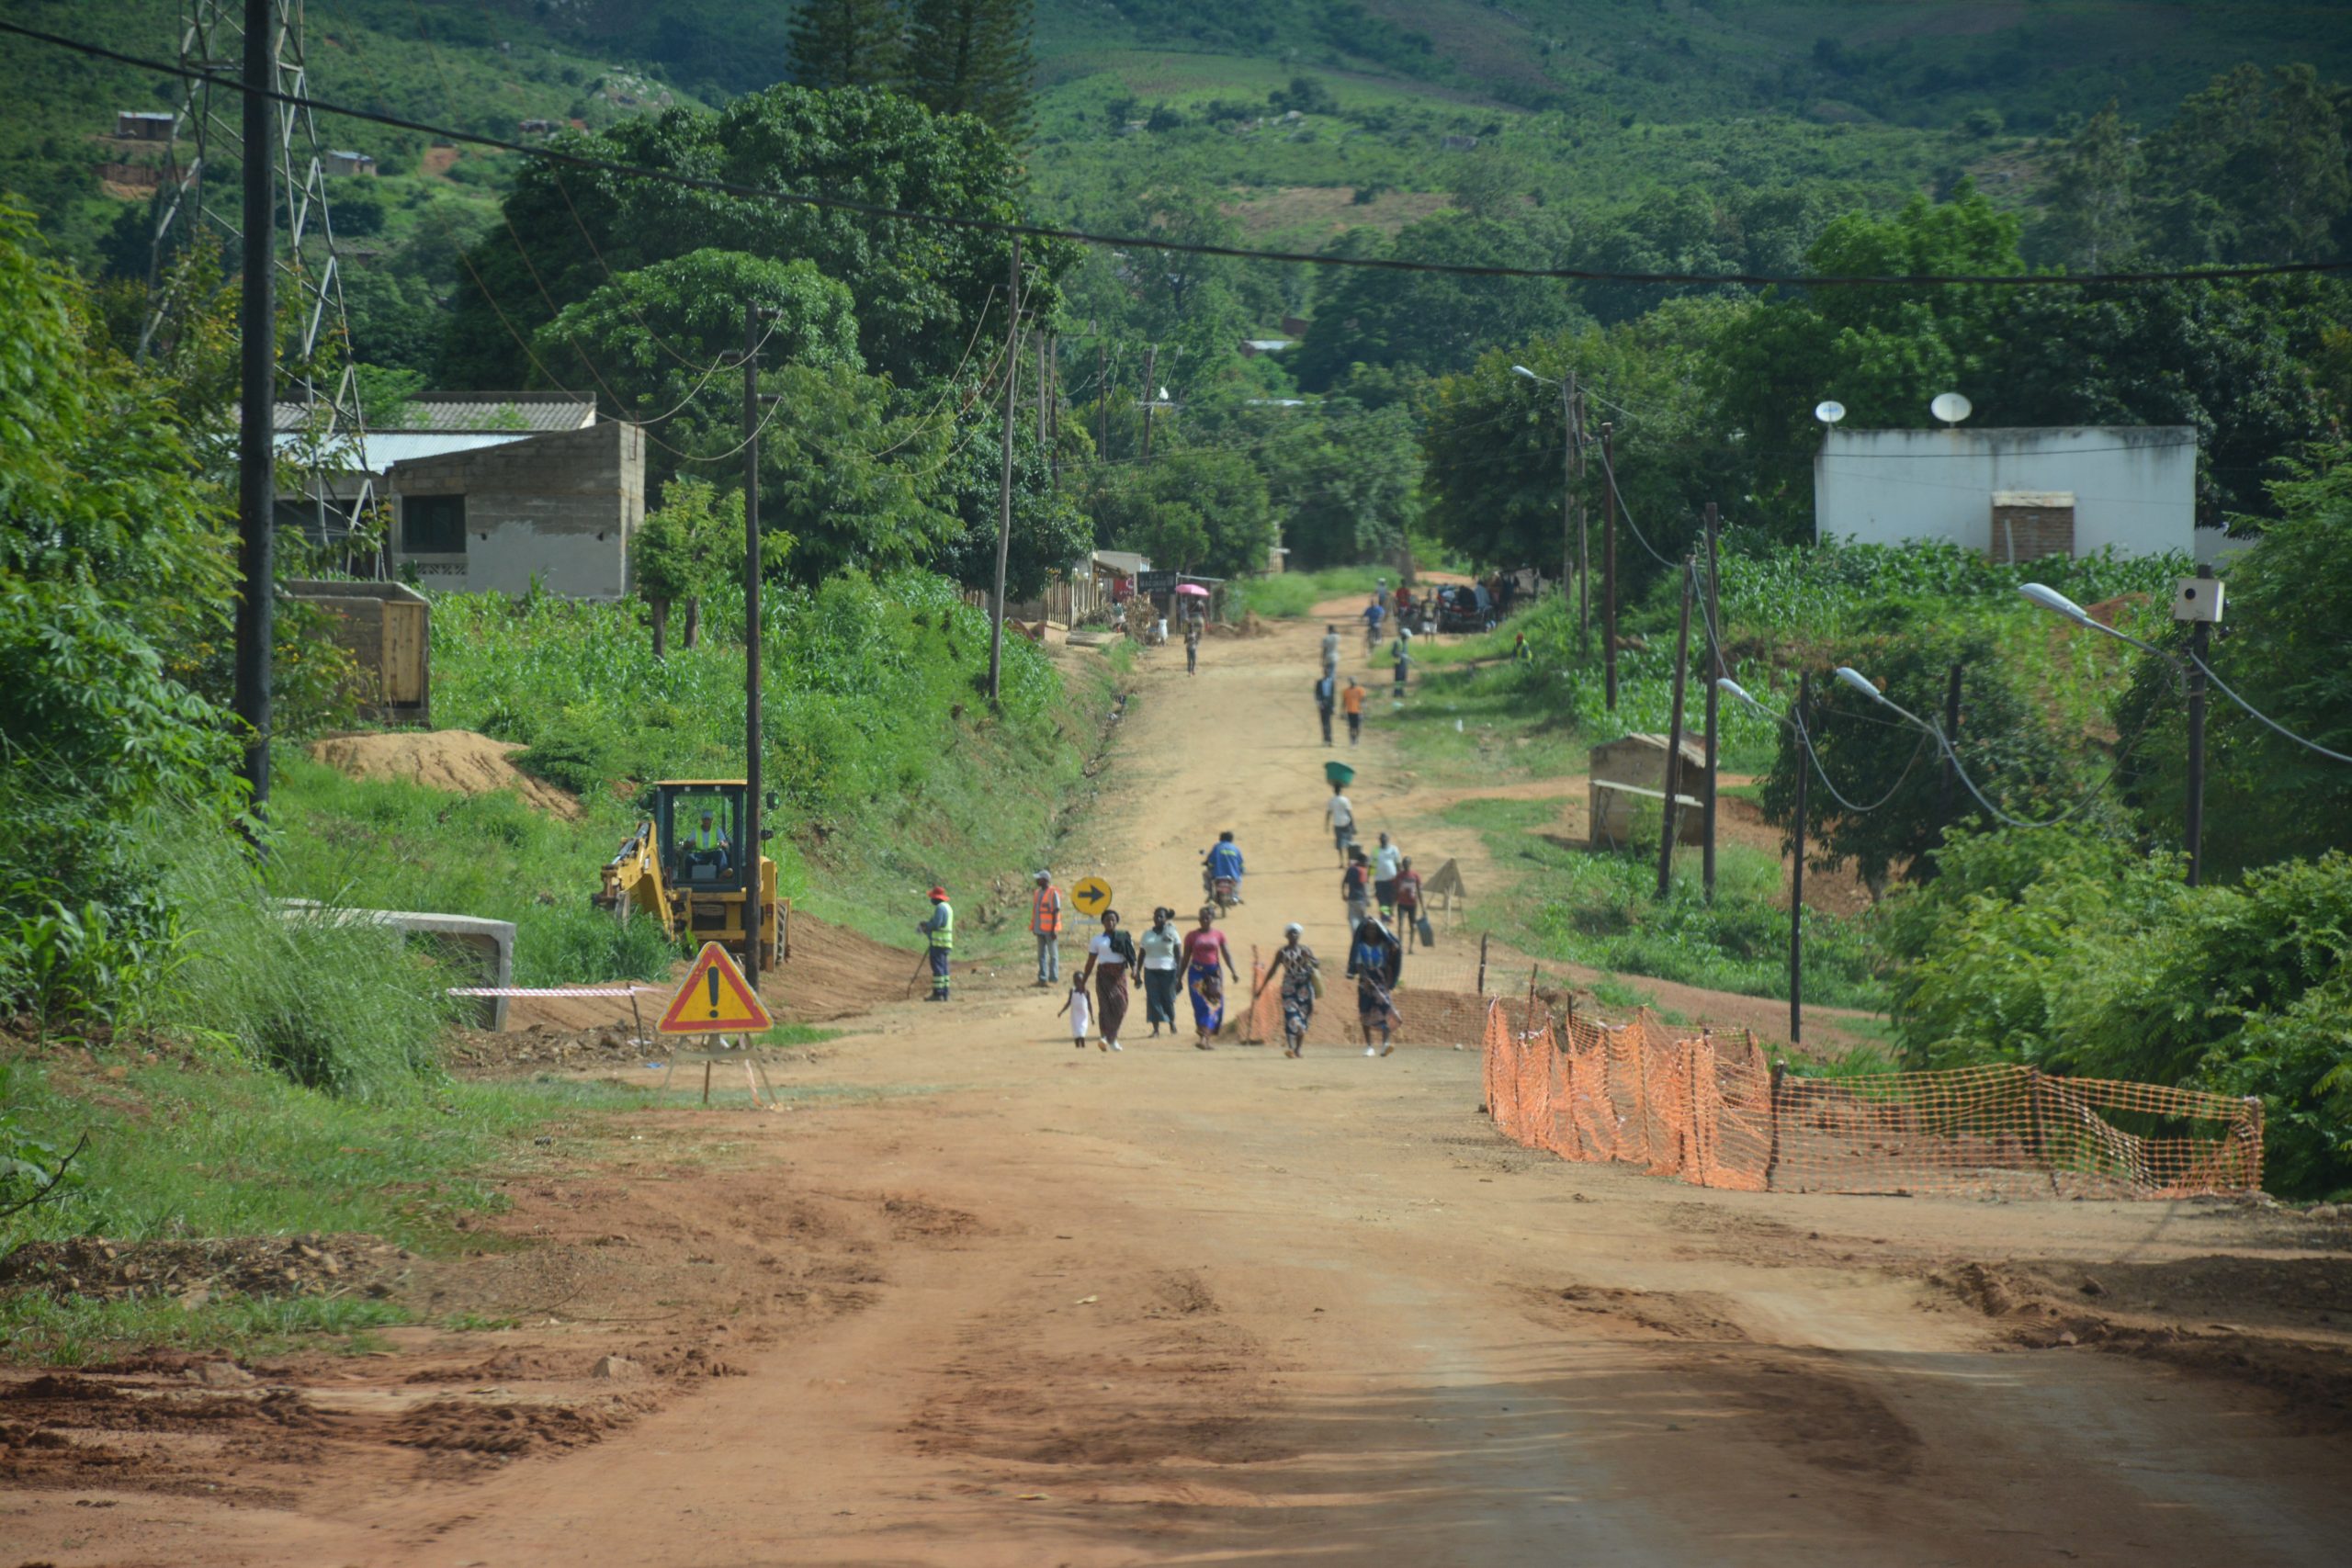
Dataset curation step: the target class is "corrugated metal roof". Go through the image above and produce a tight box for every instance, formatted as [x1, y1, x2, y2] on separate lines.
[270, 430, 531, 469]
[262, 392, 596, 434]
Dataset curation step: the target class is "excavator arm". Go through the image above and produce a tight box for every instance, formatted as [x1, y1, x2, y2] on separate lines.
[593, 818, 677, 939]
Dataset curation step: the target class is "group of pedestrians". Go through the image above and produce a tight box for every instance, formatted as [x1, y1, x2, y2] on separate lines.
[1044, 895, 1239, 1055]
[1314, 625, 1370, 746]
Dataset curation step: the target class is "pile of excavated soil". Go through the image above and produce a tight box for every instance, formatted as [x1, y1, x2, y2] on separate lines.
[307, 730, 582, 818]
[0, 1235, 407, 1304]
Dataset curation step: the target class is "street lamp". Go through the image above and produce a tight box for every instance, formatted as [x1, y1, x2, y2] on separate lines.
[1719, 675, 1808, 1045]
[1512, 365, 1586, 650]
[2018, 578, 2212, 885]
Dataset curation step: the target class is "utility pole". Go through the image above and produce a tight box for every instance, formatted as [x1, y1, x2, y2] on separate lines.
[1701, 502, 1721, 902]
[1095, 339, 1109, 461]
[1600, 422, 1618, 711]
[1140, 343, 1159, 463]
[741, 302, 765, 983]
[1928, 662, 1962, 883]
[987, 237, 1021, 705]
[1790, 671, 1808, 1046]
[2186, 563, 2214, 886]
[1570, 376, 1589, 659]
[1657, 558, 1693, 901]
[1036, 332, 1049, 444]
[1556, 377, 1573, 616]
[234, 0, 276, 845]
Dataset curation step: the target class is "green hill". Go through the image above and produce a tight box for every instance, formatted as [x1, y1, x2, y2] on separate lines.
[3, 1, 2342, 367]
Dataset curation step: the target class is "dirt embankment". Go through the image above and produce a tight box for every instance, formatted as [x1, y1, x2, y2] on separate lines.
[306, 730, 582, 819]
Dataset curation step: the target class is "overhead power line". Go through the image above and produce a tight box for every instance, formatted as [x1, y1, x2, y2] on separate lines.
[8, 18, 2350, 291]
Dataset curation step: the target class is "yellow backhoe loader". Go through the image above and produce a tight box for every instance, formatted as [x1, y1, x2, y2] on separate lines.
[594, 780, 782, 970]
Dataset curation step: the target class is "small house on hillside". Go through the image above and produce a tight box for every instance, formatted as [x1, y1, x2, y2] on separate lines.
[325, 149, 377, 176]
[1589, 733, 1708, 850]
[1815, 427, 2195, 561]
[114, 110, 175, 141]
[386, 419, 645, 599]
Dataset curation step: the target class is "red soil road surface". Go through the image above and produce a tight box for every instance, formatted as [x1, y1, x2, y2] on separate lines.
[6, 613, 2348, 1565]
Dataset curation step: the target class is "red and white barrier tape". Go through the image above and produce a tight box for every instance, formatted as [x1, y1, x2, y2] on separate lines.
[443, 986, 665, 998]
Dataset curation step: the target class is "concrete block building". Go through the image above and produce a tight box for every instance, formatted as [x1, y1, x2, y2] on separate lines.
[1815, 427, 2196, 560]
[385, 419, 645, 599]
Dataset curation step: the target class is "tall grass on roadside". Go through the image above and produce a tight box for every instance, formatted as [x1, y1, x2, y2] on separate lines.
[1231, 565, 1389, 619]
[132, 826, 458, 1100]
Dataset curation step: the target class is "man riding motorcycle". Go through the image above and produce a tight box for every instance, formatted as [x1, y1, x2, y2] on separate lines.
[1201, 830, 1246, 908]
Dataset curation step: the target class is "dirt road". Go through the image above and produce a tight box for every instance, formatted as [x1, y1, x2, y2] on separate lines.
[8, 611, 2348, 1566]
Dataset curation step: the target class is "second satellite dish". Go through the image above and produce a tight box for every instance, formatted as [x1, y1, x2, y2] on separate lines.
[1930, 391, 1973, 425]
[1814, 400, 1846, 425]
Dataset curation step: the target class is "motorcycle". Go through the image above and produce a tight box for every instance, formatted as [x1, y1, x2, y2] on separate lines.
[1201, 864, 1240, 914]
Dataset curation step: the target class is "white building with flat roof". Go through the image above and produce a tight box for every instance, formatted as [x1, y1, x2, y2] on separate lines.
[1815, 427, 2197, 561]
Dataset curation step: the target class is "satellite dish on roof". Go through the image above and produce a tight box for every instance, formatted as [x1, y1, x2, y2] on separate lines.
[1814, 400, 1846, 425]
[1930, 391, 1973, 426]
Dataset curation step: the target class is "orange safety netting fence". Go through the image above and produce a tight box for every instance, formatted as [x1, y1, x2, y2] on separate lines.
[1480, 998, 2266, 1200]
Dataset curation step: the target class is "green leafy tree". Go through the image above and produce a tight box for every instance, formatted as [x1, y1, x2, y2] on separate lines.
[2144, 64, 2352, 265]
[2110, 449, 2352, 877]
[903, 0, 1036, 141]
[1261, 400, 1422, 569]
[1420, 299, 1742, 580]
[633, 477, 746, 657]
[1085, 446, 1272, 580]
[790, 0, 907, 90]
[1756, 624, 2089, 897]
[445, 85, 1050, 389]
[0, 201, 243, 1015]
[2029, 102, 2143, 270]
[533, 248, 861, 440]
[1293, 214, 1584, 392]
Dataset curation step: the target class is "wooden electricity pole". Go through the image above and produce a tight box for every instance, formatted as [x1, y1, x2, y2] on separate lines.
[987, 237, 1021, 705]
[1140, 343, 1159, 462]
[1657, 558, 1694, 901]
[1601, 421, 1618, 711]
[1570, 375, 1589, 659]
[1790, 671, 1809, 1046]
[741, 301, 765, 982]
[1701, 502, 1722, 901]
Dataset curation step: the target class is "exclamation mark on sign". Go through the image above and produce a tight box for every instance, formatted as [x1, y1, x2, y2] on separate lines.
[707, 965, 721, 1019]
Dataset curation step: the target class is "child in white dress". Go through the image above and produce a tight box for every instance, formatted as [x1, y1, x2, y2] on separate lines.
[1057, 976, 1091, 1048]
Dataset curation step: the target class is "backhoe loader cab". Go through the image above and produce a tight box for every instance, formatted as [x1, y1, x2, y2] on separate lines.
[594, 779, 782, 970]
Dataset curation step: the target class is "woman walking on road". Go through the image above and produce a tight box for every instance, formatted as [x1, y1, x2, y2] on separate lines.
[1138, 907, 1183, 1038]
[1251, 923, 1320, 1057]
[1341, 845, 1373, 930]
[1182, 905, 1238, 1050]
[1348, 916, 1403, 1056]
[1078, 908, 1138, 1053]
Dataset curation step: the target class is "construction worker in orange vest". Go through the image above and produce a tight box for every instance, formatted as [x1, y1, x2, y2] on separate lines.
[1031, 868, 1066, 987]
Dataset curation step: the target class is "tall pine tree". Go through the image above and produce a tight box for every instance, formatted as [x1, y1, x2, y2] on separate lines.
[789, 0, 904, 91]
[903, 0, 1034, 140]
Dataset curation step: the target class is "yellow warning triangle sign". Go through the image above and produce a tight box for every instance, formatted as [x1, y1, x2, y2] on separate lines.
[656, 942, 775, 1035]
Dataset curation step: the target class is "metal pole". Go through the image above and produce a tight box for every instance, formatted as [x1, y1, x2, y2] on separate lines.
[2187, 564, 2212, 886]
[1600, 422, 1618, 711]
[234, 0, 276, 845]
[1701, 502, 1721, 902]
[987, 236, 1021, 705]
[1657, 559, 1693, 901]
[741, 302, 763, 981]
[1790, 671, 1807, 1046]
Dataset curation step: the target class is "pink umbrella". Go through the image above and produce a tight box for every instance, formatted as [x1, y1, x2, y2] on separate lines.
[1174, 582, 1211, 598]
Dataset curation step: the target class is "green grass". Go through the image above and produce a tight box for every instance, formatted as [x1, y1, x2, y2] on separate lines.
[0, 1292, 409, 1368]
[0, 1054, 665, 1363]
[1231, 565, 1390, 619]
[1433, 795, 1883, 1010]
